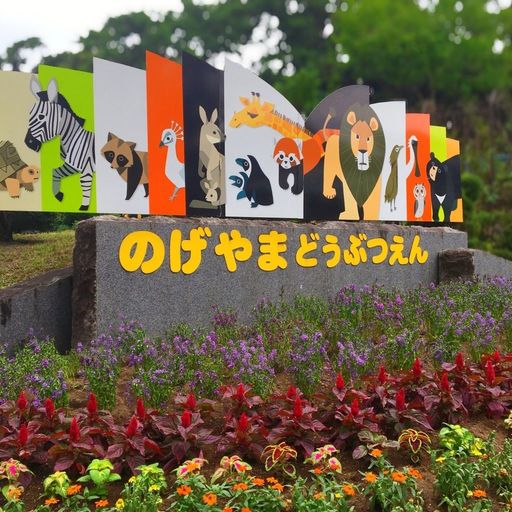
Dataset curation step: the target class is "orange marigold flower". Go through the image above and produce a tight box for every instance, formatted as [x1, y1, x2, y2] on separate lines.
[473, 489, 487, 498]
[186, 462, 200, 473]
[266, 477, 279, 484]
[370, 448, 383, 458]
[252, 478, 265, 486]
[343, 484, 356, 496]
[364, 472, 377, 483]
[6, 486, 22, 500]
[313, 468, 323, 475]
[391, 471, 407, 484]
[45, 497, 59, 505]
[95, 500, 109, 508]
[272, 483, 284, 492]
[232, 482, 249, 491]
[407, 468, 423, 479]
[223, 508, 234, 512]
[241, 508, 252, 512]
[177, 485, 192, 496]
[313, 492, 325, 500]
[67, 484, 82, 496]
[202, 493, 218, 506]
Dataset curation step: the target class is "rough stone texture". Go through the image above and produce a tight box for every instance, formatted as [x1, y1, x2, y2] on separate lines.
[72, 216, 468, 344]
[438, 248, 475, 283]
[0, 267, 72, 353]
[472, 249, 512, 279]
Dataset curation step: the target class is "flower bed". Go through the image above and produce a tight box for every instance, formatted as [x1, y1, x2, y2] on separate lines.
[0, 278, 512, 510]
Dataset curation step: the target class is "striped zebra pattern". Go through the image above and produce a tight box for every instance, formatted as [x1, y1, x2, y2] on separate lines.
[25, 77, 95, 210]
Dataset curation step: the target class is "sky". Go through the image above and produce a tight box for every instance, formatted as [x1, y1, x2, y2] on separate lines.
[1, 0, 184, 67]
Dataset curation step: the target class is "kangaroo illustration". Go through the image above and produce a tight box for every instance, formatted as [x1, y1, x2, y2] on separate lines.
[198, 106, 225, 207]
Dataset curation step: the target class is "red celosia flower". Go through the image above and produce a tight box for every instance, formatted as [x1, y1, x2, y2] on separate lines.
[492, 350, 501, 363]
[18, 424, 28, 445]
[236, 383, 246, 400]
[378, 366, 387, 384]
[335, 373, 345, 390]
[17, 392, 28, 412]
[440, 372, 451, 393]
[69, 417, 81, 443]
[125, 415, 138, 437]
[396, 388, 406, 411]
[45, 398, 55, 420]
[350, 398, 360, 417]
[286, 385, 297, 399]
[485, 360, 496, 385]
[412, 358, 422, 378]
[455, 352, 465, 370]
[185, 393, 196, 411]
[293, 396, 303, 418]
[238, 413, 249, 432]
[181, 410, 192, 428]
[136, 398, 145, 420]
[87, 393, 98, 416]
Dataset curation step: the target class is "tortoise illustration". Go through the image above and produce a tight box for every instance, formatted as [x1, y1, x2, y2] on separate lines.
[0, 140, 39, 198]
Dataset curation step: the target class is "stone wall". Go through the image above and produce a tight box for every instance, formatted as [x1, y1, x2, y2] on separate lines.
[0, 267, 72, 352]
[72, 216, 468, 344]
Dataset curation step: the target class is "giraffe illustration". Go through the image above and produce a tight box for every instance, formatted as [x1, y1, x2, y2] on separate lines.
[229, 92, 337, 173]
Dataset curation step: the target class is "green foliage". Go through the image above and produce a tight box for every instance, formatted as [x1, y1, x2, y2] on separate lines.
[76, 459, 121, 498]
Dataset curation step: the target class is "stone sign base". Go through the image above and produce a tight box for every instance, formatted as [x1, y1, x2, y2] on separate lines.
[72, 216, 467, 345]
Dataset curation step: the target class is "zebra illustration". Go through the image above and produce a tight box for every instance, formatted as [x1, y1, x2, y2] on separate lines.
[25, 77, 95, 211]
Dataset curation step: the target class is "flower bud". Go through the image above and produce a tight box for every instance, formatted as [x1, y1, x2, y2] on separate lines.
[335, 373, 345, 390]
[45, 398, 55, 420]
[181, 410, 192, 428]
[69, 417, 80, 443]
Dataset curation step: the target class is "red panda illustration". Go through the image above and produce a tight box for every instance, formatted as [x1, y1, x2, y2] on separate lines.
[273, 138, 304, 195]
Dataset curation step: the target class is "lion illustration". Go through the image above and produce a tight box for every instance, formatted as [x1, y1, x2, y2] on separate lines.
[322, 103, 385, 220]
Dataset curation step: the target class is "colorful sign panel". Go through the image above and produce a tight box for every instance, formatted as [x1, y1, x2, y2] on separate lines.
[0, 51, 462, 222]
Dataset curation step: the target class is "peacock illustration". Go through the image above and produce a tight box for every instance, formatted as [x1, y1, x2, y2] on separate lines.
[160, 121, 185, 201]
[384, 144, 403, 211]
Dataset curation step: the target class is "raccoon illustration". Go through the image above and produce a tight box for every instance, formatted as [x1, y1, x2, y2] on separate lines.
[413, 183, 426, 218]
[100, 132, 149, 201]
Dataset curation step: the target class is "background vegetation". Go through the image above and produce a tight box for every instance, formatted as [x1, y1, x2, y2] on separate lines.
[0, 0, 510, 257]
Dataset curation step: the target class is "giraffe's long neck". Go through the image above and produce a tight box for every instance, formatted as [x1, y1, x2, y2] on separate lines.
[262, 111, 311, 141]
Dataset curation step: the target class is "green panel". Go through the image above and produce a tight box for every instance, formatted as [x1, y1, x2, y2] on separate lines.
[429, 125, 447, 162]
[38, 65, 96, 212]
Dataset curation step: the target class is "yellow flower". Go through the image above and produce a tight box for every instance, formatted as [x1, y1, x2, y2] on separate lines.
[436, 456, 446, 463]
[129, 476, 136, 483]
[115, 498, 125, 509]
[335, 493, 342, 498]
[149, 484, 160, 492]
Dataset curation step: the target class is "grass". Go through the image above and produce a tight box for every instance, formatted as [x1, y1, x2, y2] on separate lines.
[0, 230, 75, 288]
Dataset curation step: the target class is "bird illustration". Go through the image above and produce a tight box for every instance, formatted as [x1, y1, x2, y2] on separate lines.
[384, 144, 403, 211]
[405, 135, 419, 178]
[229, 172, 249, 200]
[160, 121, 185, 201]
[235, 155, 273, 208]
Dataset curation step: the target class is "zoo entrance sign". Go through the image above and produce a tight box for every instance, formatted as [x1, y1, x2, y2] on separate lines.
[0, 52, 462, 226]
[118, 227, 428, 275]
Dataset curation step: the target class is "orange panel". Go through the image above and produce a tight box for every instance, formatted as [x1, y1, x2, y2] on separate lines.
[146, 51, 186, 215]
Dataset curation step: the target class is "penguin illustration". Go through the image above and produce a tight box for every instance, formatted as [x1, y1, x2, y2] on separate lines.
[229, 172, 249, 200]
[235, 156, 274, 208]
